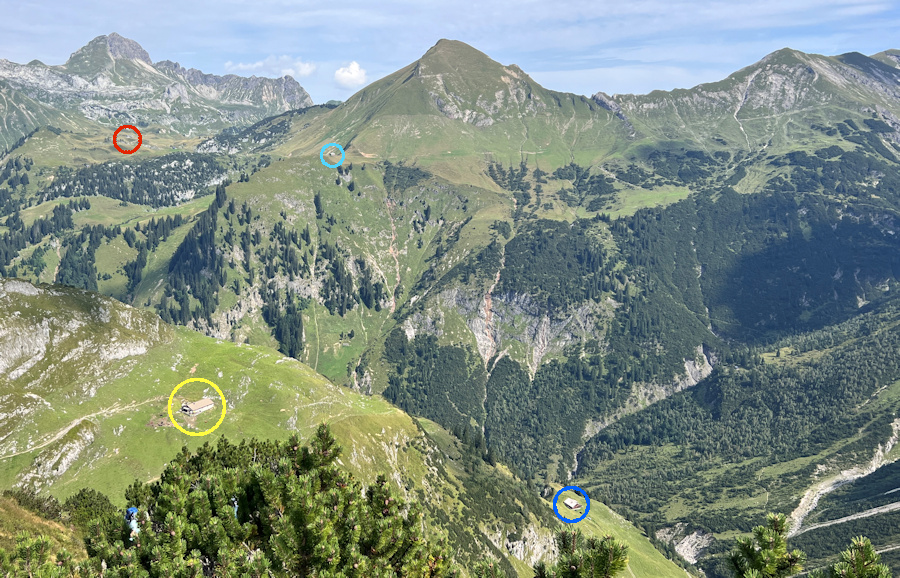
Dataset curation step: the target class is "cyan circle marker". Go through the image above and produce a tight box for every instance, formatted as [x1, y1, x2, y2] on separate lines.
[553, 485, 591, 524]
[320, 143, 345, 168]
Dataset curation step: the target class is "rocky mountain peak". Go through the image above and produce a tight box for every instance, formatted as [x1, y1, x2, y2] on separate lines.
[105, 32, 151, 63]
[63, 33, 150, 74]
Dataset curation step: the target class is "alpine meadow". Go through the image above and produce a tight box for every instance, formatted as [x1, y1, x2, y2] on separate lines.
[0, 24, 900, 578]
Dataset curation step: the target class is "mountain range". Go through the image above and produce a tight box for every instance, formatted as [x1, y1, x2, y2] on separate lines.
[2, 33, 900, 576]
[0, 33, 312, 150]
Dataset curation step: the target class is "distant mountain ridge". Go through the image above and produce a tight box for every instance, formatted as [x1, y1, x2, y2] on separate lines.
[591, 47, 900, 152]
[0, 33, 312, 149]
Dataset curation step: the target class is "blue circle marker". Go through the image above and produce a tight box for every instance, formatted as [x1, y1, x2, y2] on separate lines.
[320, 143, 345, 168]
[553, 485, 590, 524]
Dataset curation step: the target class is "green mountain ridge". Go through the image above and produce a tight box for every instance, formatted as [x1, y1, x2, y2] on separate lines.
[597, 47, 900, 157]
[274, 39, 630, 187]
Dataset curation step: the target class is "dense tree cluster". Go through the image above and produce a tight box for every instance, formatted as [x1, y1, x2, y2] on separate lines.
[382, 161, 430, 194]
[383, 331, 487, 441]
[158, 186, 227, 324]
[40, 153, 225, 207]
[317, 240, 357, 316]
[614, 187, 900, 343]
[643, 148, 719, 185]
[382, 327, 635, 483]
[0, 156, 33, 202]
[0, 204, 77, 275]
[499, 218, 614, 314]
[262, 283, 307, 358]
[0, 426, 458, 577]
[550, 162, 616, 209]
[357, 257, 386, 310]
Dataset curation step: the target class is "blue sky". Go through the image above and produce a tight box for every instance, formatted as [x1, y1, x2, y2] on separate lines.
[2, 0, 899, 102]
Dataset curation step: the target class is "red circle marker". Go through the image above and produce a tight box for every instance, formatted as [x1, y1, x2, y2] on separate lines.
[113, 125, 142, 154]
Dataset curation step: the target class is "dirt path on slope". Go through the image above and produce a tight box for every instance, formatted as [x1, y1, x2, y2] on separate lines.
[0, 397, 165, 460]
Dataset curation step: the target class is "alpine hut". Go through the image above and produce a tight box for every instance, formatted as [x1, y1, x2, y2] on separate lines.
[182, 398, 215, 416]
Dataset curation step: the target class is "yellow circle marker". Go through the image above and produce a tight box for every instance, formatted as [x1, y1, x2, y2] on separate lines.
[167, 378, 227, 437]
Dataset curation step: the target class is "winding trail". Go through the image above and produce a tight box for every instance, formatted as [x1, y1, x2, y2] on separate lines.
[0, 397, 165, 460]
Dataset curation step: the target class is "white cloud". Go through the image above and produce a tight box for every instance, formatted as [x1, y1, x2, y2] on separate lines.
[224, 55, 316, 78]
[334, 61, 367, 89]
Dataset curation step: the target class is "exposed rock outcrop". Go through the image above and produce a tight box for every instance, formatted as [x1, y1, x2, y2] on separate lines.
[655, 523, 713, 564]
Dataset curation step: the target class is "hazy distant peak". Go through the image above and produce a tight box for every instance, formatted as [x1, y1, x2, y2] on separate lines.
[65, 33, 151, 68]
[62, 32, 153, 76]
[105, 32, 151, 63]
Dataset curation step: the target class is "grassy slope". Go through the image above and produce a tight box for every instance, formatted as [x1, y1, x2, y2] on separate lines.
[553, 487, 690, 578]
[0, 496, 85, 560]
[7, 125, 204, 189]
[0, 280, 431, 501]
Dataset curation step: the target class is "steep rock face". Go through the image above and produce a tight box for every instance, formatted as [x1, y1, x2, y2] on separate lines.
[485, 523, 557, 567]
[655, 523, 713, 565]
[105, 33, 152, 63]
[430, 287, 609, 375]
[0, 33, 312, 148]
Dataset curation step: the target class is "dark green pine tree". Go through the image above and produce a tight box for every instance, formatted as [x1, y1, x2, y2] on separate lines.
[730, 513, 806, 578]
[532, 529, 629, 578]
[0, 532, 79, 577]
[809, 536, 892, 578]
